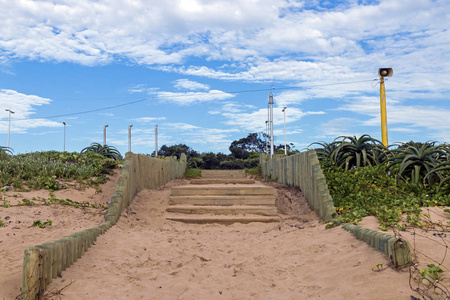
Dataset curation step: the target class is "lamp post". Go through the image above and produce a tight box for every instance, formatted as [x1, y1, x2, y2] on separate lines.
[265, 120, 269, 154]
[269, 92, 274, 158]
[282, 106, 287, 155]
[63, 122, 67, 152]
[103, 125, 109, 146]
[155, 125, 158, 157]
[5, 109, 15, 149]
[128, 125, 133, 153]
[378, 68, 393, 147]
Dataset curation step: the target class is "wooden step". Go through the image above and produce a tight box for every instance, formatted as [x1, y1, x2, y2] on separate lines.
[190, 178, 255, 185]
[165, 214, 280, 224]
[171, 185, 275, 196]
[166, 205, 278, 216]
[169, 195, 275, 206]
[201, 170, 246, 178]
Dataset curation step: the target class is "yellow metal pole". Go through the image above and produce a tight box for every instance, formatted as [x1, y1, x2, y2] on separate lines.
[380, 76, 388, 147]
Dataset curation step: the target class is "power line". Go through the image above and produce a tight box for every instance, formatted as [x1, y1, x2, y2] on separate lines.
[2, 78, 377, 122]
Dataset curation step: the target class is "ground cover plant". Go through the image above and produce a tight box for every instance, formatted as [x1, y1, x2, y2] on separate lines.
[32, 219, 53, 228]
[0, 150, 119, 192]
[310, 136, 450, 231]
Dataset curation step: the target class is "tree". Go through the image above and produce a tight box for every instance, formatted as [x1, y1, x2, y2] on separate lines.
[229, 132, 267, 159]
[153, 144, 199, 159]
[201, 152, 220, 169]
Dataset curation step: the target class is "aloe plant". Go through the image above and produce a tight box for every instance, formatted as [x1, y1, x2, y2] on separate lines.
[0, 146, 14, 155]
[329, 135, 387, 170]
[309, 141, 340, 162]
[425, 161, 450, 191]
[81, 143, 123, 161]
[387, 141, 446, 185]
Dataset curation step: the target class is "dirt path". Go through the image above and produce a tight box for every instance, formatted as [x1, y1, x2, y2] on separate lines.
[43, 179, 416, 300]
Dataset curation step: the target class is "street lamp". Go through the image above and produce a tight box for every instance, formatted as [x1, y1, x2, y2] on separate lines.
[269, 92, 274, 158]
[128, 125, 133, 153]
[265, 120, 269, 154]
[155, 124, 158, 157]
[5, 109, 15, 149]
[282, 106, 287, 155]
[103, 125, 109, 146]
[378, 68, 393, 147]
[63, 122, 67, 152]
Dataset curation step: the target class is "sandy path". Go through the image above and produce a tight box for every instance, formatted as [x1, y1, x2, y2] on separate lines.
[0, 170, 120, 300]
[44, 180, 417, 300]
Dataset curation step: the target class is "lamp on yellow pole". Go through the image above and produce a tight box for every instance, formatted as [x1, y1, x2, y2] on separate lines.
[378, 68, 393, 147]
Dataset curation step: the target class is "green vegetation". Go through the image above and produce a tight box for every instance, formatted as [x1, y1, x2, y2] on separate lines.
[311, 135, 450, 230]
[0, 150, 119, 191]
[32, 219, 52, 228]
[1, 190, 106, 213]
[81, 143, 123, 161]
[311, 135, 388, 169]
[185, 168, 201, 179]
[245, 166, 262, 179]
[386, 141, 447, 185]
[155, 132, 297, 170]
[419, 264, 444, 285]
[427, 161, 450, 191]
[0, 146, 13, 160]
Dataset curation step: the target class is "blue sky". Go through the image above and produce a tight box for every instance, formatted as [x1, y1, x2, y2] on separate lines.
[1, 0, 449, 156]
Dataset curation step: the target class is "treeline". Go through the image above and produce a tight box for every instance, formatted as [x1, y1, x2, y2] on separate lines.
[152, 133, 298, 169]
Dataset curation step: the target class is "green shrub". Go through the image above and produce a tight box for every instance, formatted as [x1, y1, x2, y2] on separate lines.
[0, 151, 118, 191]
[323, 164, 450, 230]
[185, 168, 201, 179]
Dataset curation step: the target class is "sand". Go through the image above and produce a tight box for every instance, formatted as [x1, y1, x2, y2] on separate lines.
[1, 175, 449, 300]
[0, 170, 120, 300]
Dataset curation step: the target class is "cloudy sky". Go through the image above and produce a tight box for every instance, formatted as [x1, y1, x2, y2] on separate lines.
[1, 0, 449, 155]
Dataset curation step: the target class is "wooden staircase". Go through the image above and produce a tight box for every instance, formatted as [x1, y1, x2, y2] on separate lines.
[165, 170, 280, 224]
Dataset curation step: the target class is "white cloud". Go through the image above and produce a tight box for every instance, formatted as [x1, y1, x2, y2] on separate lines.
[220, 104, 324, 133]
[128, 84, 154, 94]
[165, 123, 201, 131]
[1, 0, 447, 69]
[0, 0, 281, 65]
[336, 96, 450, 142]
[1, 0, 450, 151]
[2, 0, 447, 108]
[155, 90, 235, 105]
[133, 117, 167, 123]
[0, 89, 60, 133]
[173, 79, 209, 91]
[163, 122, 240, 152]
[390, 127, 419, 133]
[318, 118, 365, 138]
[275, 90, 310, 106]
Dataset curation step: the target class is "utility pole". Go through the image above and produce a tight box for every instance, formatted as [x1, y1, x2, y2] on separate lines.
[282, 106, 287, 155]
[63, 122, 67, 152]
[265, 120, 269, 154]
[155, 124, 158, 157]
[5, 109, 14, 149]
[269, 92, 274, 158]
[103, 125, 108, 146]
[378, 68, 393, 147]
[128, 125, 133, 153]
